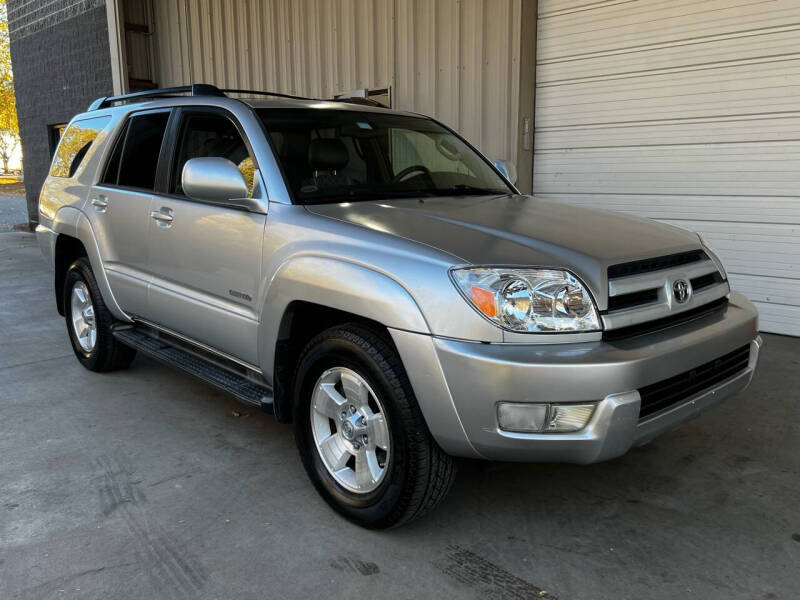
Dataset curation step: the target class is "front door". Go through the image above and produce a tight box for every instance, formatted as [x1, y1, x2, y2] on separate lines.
[87, 109, 171, 316]
[144, 107, 266, 365]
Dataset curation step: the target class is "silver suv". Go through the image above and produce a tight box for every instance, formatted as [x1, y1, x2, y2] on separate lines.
[37, 85, 761, 528]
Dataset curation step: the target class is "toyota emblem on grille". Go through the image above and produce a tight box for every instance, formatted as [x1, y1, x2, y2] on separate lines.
[673, 279, 691, 304]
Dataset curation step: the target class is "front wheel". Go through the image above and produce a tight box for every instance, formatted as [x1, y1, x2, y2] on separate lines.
[64, 257, 136, 372]
[293, 324, 456, 528]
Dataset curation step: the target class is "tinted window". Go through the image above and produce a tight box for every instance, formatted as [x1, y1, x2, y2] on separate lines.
[49, 116, 109, 178]
[171, 112, 253, 197]
[258, 109, 512, 204]
[49, 124, 67, 159]
[116, 112, 169, 190]
[101, 120, 129, 185]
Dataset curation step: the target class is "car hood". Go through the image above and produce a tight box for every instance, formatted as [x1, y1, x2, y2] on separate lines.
[305, 194, 701, 307]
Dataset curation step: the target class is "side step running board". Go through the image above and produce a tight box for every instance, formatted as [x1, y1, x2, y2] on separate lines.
[112, 324, 274, 413]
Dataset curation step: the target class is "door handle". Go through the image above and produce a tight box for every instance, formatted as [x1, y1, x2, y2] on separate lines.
[150, 208, 174, 227]
[91, 195, 108, 212]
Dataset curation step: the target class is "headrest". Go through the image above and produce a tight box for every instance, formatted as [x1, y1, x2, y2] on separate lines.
[308, 138, 349, 171]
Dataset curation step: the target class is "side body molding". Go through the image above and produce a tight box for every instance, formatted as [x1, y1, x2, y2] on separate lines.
[258, 255, 430, 381]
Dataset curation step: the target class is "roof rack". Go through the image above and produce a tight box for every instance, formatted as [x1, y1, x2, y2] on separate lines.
[333, 97, 386, 108]
[221, 88, 316, 101]
[87, 83, 226, 111]
[87, 83, 384, 112]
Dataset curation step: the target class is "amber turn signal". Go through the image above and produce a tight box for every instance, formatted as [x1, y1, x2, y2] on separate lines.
[470, 285, 496, 318]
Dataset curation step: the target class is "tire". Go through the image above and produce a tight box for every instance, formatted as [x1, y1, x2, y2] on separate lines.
[293, 324, 456, 529]
[63, 257, 136, 372]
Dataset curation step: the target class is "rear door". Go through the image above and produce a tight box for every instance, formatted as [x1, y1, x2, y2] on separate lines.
[87, 109, 170, 316]
[144, 106, 266, 364]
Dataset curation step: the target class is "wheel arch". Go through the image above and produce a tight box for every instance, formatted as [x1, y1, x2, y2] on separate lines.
[54, 234, 89, 315]
[50, 207, 128, 320]
[260, 256, 431, 423]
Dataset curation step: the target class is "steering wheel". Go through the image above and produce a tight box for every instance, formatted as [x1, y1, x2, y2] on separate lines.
[393, 164, 433, 183]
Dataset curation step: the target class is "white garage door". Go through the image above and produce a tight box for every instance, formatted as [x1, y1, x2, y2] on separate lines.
[533, 0, 800, 336]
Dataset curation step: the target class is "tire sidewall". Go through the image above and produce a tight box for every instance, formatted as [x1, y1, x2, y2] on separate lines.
[64, 259, 103, 369]
[294, 332, 412, 526]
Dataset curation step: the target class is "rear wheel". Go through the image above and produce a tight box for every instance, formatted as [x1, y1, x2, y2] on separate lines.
[64, 257, 136, 372]
[293, 324, 456, 528]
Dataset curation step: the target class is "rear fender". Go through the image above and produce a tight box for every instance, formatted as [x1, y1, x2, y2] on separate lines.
[52, 206, 129, 321]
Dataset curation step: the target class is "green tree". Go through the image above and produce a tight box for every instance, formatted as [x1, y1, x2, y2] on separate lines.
[0, 0, 19, 173]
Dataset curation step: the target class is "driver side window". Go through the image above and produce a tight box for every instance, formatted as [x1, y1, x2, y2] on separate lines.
[171, 112, 254, 197]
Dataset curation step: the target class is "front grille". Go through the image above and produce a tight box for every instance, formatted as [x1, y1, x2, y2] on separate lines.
[607, 250, 709, 279]
[603, 248, 729, 338]
[607, 288, 659, 312]
[691, 271, 724, 292]
[638, 344, 750, 420]
[603, 296, 728, 341]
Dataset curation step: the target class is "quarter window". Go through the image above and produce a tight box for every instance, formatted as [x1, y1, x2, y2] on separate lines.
[49, 116, 110, 178]
[171, 112, 254, 197]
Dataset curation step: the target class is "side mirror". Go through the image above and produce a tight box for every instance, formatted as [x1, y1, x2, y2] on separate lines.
[493, 159, 518, 186]
[182, 157, 264, 212]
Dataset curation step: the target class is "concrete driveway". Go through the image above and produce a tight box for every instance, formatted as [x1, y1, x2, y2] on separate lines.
[0, 195, 28, 232]
[1, 231, 799, 600]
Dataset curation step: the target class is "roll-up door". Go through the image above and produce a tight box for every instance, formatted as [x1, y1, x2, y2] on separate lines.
[534, 0, 800, 336]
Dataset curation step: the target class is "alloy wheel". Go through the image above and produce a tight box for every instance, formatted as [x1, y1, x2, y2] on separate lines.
[310, 367, 390, 494]
[70, 281, 97, 353]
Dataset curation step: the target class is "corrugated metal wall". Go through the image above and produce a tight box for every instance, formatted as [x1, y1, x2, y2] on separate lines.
[150, 0, 521, 165]
[534, 0, 800, 336]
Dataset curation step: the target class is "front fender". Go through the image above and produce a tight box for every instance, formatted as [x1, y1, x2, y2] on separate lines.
[258, 255, 430, 381]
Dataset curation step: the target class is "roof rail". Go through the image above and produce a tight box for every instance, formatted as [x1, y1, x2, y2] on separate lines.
[333, 97, 387, 108]
[221, 88, 316, 101]
[224, 88, 387, 108]
[86, 83, 385, 112]
[87, 83, 225, 111]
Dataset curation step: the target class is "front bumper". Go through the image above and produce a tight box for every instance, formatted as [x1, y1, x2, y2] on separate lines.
[392, 292, 761, 462]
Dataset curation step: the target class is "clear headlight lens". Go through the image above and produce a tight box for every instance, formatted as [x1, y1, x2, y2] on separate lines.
[451, 267, 601, 332]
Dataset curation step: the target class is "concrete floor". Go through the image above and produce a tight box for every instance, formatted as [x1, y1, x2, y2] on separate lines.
[0, 195, 27, 232]
[1, 230, 799, 600]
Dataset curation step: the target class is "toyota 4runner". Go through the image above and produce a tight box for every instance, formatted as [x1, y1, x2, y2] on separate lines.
[37, 84, 762, 528]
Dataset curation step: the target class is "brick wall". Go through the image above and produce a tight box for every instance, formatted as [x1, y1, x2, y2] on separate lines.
[7, 0, 113, 225]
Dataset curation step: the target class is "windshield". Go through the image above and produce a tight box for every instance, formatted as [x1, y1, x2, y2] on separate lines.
[257, 109, 513, 204]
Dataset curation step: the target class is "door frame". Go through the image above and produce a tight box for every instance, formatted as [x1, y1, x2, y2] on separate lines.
[105, 0, 128, 95]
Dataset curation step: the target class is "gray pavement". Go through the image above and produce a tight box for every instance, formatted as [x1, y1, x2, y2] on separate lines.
[1, 231, 799, 600]
[0, 194, 28, 232]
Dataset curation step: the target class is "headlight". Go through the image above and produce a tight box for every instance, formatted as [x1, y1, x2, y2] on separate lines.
[450, 267, 601, 332]
[697, 234, 728, 279]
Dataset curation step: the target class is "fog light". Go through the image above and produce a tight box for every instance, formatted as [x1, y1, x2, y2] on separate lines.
[497, 402, 548, 433]
[497, 402, 596, 433]
[544, 404, 596, 432]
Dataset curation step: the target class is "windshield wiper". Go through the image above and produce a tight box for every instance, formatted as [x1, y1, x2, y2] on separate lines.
[436, 185, 510, 196]
[299, 185, 508, 205]
[301, 189, 438, 205]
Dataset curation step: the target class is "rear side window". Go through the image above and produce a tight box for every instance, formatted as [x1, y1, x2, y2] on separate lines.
[102, 111, 169, 190]
[49, 116, 110, 178]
